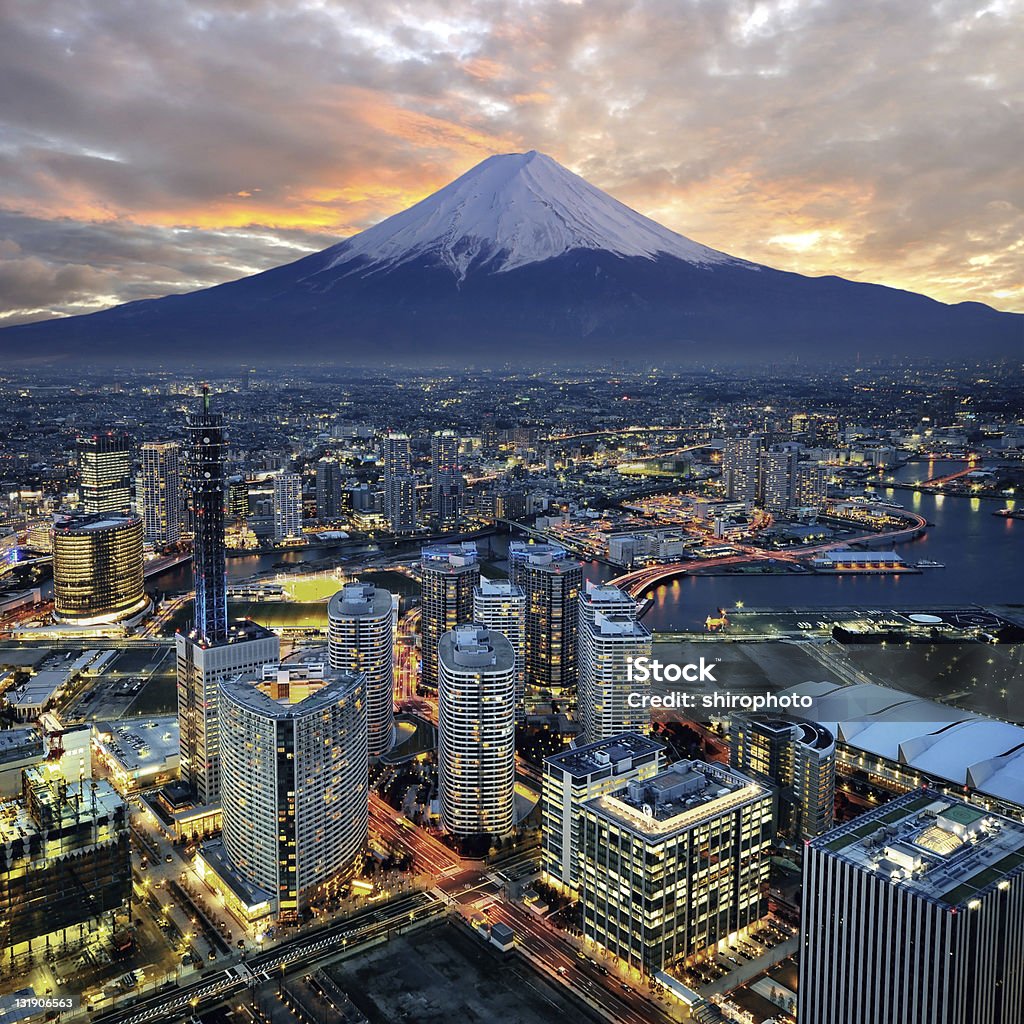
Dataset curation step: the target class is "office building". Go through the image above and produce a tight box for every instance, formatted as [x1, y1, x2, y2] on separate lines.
[578, 610, 652, 745]
[315, 458, 344, 520]
[0, 765, 130, 962]
[472, 579, 526, 717]
[721, 435, 761, 505]
[383, 432, 416, 533]
[542, 733, 665, 888]
[140, 441, 182, 546]
[800, 790, 1024, 1024]
[328, 582, 395, 757]
[431, 430, 462, 528]
[730, 716, 836, 839]
[219, 664, 368, 919]
[419, 542, 479, 690]
[794, 461, 829, 509]
[437, 626, 516, 837]
[273, 471, 303, 541]
[77, 432, 131, 514]
[51, 511, 149, 626]
[177, 389, 280, 806]
[509, 541, 583, 694]
[758, 449, 797, 511]
[578, 761, 772, 974]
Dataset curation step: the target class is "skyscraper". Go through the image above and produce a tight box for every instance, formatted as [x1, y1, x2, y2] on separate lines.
[140, 441, 182, 546]
[189, 387, 228, 646]
[328, 582, 395, 757]
[800, 790, 1024, 1024]
[431, 430, 462, 529]
[472, 579, 526, 718]
[419, 542, 480, 690]
[437, 626, 516, 838]
[579, 761, 772, 974]
[51, 511, 149, 626]
[78, 432, 131, 514]
[383, 432, 416, 533]
[219, 664, 368, 920]
[177, 388, 279, 806]
[273, 471, 303, 541]
[730, 716, 836, 839]
[509, 541, 582, 694]
[542, 733, 665, 889]
[758, 448, 797, 511]
[578, 610, 652, 745]
[721, 434, 762, 504]
[315, 458, 344, 520]
[794, 461, 829, 509]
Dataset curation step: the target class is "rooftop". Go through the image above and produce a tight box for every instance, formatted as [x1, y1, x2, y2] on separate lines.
[587, 760, 769, 837]
[439, 625, 516, 672]
[545, 732, 665, 779]
[93, 717, 180, 775]
[421, 541, 479, 568]
[781, 680, 1024, 807]
[589, 611, 650, 638]
[220, 663, 363, 719]
[475, 579, 525, 598]
[328, 581, 393, 619]
[813, 789, 1024, 908]
[52, 511, 141, 534]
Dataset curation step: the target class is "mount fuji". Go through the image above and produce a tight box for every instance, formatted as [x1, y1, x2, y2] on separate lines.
[2, 150, 1019, 365]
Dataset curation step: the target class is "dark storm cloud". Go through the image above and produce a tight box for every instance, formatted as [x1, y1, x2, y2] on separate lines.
[0, 0, 1020, 322]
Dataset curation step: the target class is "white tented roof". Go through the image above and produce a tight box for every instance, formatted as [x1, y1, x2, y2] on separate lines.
[780, 680, 1024, 808]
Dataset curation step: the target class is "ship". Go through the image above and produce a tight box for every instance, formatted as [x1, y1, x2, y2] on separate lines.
[915, 560, 946, 569]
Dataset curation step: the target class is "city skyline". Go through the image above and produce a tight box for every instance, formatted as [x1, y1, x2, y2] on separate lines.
[0, 365, 1021, 1023]
[1, 1, 1022, 332]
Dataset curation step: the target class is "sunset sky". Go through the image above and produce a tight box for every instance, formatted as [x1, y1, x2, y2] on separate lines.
[1, 0, 1021, 325]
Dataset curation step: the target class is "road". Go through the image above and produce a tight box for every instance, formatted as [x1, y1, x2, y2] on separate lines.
[94, 891, 444, 1024]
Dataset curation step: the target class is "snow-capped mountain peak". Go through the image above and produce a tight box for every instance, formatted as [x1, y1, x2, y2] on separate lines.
[317, 150, 740, 281]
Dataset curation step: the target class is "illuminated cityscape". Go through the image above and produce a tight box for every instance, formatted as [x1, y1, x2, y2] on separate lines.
[0, 363, 1020, 1024]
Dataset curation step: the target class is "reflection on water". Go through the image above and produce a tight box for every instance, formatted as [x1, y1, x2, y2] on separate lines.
[640, 459, 1020, 630]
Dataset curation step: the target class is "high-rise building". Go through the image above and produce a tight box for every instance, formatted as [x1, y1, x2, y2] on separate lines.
[315, 458, 344, 520]
[509, 541, 583, 694]
[542, 733, 665, 889]
[758, 448, 797, 511]
[579, 761, 772, 974]
[431, 430, 462, 529]
[721, 435, 761, 504]
[177, 389, 280, 806]
[794, 461, 829, 509]
[578, 610, 652, 745]
[189, 386, 228, 646]
[578, 579, 638, 627]
[800, 790, 1024, 1024]
[730, 716, 836, 839]
[140, 441, 182, 547]
[437, 626, 516, 838]
[78, 432, 132, 515]
[0, 765, 130, 962]
[328, 582, 395, 758]
[472, 579, 526, 717]
[273, 471, 303, 541]
[219, 664, 368, 920]
[383, 433, 416, 533]
[51, 511, 149, 626]
[419, 542, 480, 690]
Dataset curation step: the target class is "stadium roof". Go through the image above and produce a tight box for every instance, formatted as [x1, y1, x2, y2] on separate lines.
[781, 680, 1024, 809]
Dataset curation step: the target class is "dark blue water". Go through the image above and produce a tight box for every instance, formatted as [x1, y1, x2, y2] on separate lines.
[636, 460, 1021, 630]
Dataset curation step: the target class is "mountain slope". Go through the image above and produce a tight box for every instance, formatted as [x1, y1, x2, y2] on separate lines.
[1, 151, 1019, 365]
